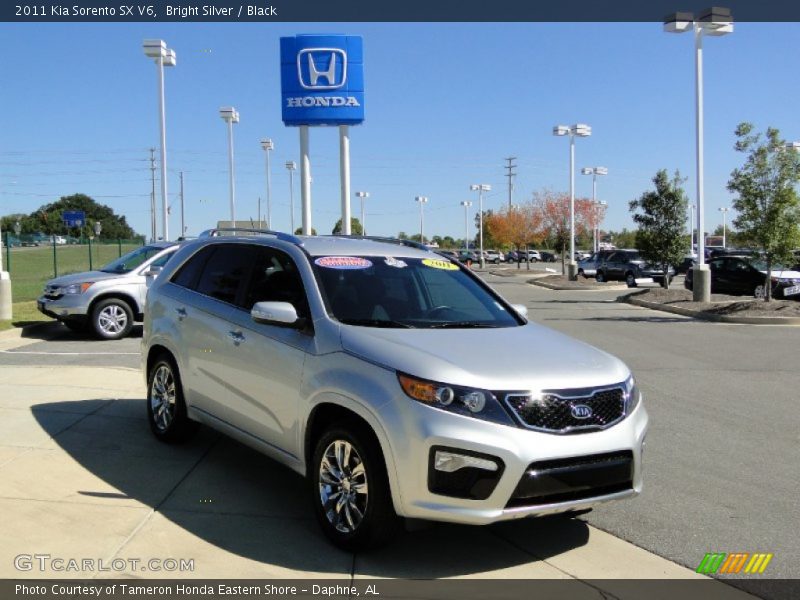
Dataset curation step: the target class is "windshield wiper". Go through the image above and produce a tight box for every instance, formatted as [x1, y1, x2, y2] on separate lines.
[427, 321, 499, 329]
[338, 318, 415, 329]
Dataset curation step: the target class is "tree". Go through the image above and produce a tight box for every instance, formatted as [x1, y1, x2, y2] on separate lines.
[485, 203, 545, 270]
[607, 228, 638, 249]
[629, 170, 688, 289]
[474, 209, 497, 248]
[727, 122, 800, 301]
[534, 190, 595, 274]
[294, 227, 318, 235]
[331, 217, 363, 235]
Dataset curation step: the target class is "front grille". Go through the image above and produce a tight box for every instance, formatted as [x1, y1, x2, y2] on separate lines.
[44, 286, 62, 300]
[505, 386, 625, 434]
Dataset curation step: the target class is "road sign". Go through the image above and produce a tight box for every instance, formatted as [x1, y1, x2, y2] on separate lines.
[62, 210, 85, 227]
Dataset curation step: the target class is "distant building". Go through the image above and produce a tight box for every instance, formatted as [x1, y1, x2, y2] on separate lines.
[215, 220, 269, 234]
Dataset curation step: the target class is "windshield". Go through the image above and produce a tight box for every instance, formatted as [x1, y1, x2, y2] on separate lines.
[312, 255, 521, 329]
[746, 258, 792, 272]
[100, 245, 169, 274]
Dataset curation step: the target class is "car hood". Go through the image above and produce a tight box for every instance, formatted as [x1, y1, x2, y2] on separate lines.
[340, 322, 629, 391]
[45, 270, 130, 287]
[759, 268, 800, 279]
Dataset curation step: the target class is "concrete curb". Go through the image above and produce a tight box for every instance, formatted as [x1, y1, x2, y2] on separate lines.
[626, 294, 800, 326]
[528, 279, 629, 291]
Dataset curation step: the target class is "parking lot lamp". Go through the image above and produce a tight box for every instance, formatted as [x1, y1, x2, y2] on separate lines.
[460, 201, 473, 251]
[718, 207, 729, 248]
[554, 124, 592, 280]
[415, 196, 429, 244]
[286, 161, 297, 233]
[219, 107, 240, 225]
[143, 40, 176, 241]
[260, 139, 274, 229]
[355, 191, 369, 235]
[665, 7, 733, 301]
[689, 203, 696, 253]
[470, 184, 491, 268]
[582, 167, 608, 252]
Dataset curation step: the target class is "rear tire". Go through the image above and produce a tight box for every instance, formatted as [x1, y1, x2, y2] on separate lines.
[310, 420, 399, 551]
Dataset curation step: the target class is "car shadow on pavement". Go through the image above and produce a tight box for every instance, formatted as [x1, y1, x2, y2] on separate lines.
[30, 399, 591, 577]
[546, 316, 689, 324]
[19, 322, 143, 342]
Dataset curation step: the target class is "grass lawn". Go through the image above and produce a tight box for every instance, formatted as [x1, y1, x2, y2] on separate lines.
[3, 242, 141, 302]
[0, 300, 52, 332]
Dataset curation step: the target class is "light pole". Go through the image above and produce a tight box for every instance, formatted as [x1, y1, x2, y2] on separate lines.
[414, 196, 429, 244]
[553, 124, 592, 280]
[470, 184, 491, 268]
[219, 107, 240, 226]
[143, 40, 176, 241]
[286, 161, 297, 233]
[689, 203, 696, 253]
[665, 7, 733, 302]
[582, 167, 608, 252]
[460, 201, 473, 251]
[260, 138, 274, 229]
[719, 207, 730, 248]
[590, 200, 608, 254]
[355, 192, 369, 235]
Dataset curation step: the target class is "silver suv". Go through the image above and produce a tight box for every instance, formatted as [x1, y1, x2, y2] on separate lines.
[143, 230, 648, 550]
[38, 242, 178, 339]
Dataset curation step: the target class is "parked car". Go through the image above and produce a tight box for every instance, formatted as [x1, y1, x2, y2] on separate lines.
[539, 251, 557, 263]
[143, 231, 648, 550]
[575, 250, 592, 261]
[595, 250, 675, 287]
[434, 249, 459, 261]
[685, 255, 800, 299]
[37, 242, 178, 339]
[506, 250, 520, 263]
[485, 249, 505, 264]
[577, 250, 614, 278]
[457, 250, 479, 264]
[52, 235, 67, 245]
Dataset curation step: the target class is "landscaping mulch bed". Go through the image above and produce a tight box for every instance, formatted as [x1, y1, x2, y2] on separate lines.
[631, 287, 800, 318]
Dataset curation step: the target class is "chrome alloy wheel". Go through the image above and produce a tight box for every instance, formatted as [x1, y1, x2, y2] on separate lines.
[98, 304, 128, 335]
[149, 364, 176, 432]
[319, 440, 369, 533]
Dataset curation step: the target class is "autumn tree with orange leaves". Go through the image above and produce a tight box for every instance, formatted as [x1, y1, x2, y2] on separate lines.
[485, 203, 545, 270]
[533, 190, 600, 273]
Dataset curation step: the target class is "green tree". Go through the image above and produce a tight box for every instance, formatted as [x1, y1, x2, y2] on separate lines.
[474, 209, 496, 248]
[727, 122, 800, 301]
[629, 170, 688, 289]
[294, 226, 318, 235]
[331, 217, 363, 235]
[30, 194, 138, 240]
[607, 228, 638, 249]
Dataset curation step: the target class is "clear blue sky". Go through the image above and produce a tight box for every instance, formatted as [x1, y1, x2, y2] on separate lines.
[2, 22, 799, 241]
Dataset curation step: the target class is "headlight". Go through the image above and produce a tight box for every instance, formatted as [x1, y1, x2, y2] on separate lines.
[397, 373, 515, 426]
[623, 374, 641, 414]
[61, 282, 93, 295]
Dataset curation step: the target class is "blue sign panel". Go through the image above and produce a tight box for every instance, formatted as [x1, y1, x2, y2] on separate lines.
[62, 210, 86, 227]
[280, 35, 365, 126]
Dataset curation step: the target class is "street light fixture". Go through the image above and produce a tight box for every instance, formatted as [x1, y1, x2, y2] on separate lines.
[470, 184, 491, 268]
[665, 7, 733, 302]
[581, 167, 608, 252]
[414, 196, 429, 244]
[286, 161, 297, 233]
[143, 39, 176, 241]
[219, 106, 240, 225]
[718, 207, 730, 248]
[554, 124, 592, 280]
[460, 201, 473, 251]
[355, 191, 369, 235]
[260, 138, 274, 229]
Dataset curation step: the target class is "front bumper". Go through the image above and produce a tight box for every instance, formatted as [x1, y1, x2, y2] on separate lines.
[36, 294, 89, 320]
[385, 396, 648, 525]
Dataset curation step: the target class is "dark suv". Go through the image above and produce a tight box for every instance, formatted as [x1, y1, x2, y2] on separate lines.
[595, 250, 674, 287]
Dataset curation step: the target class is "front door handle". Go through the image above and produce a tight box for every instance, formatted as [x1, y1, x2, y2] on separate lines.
[228, 330, 245, 345]
[175, 307, 187, 321]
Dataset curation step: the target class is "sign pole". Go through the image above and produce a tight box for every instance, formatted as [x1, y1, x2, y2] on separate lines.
[339, 125, 352, 235]
[300, 126, 312, 235]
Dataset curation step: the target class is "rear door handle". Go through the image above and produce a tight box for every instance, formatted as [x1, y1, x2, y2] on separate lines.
[174, 307, 187, 321]
[228, 330, 245, 345]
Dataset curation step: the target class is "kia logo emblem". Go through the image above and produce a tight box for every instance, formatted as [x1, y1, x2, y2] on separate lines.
[571, 404, 593, 419]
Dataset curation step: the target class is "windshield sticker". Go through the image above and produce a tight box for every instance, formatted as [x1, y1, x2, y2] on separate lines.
[384, 256, 407, 268]
[422, 258, 459, 271]
[315, 256, 373, 270]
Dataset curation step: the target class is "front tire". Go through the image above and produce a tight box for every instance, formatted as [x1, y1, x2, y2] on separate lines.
[595, 271, 606, 283]
[91, 298, 134, 340]
[625, 272, 638, 288]
[311, 421, 399, 551]
[147, 355, 197, 443]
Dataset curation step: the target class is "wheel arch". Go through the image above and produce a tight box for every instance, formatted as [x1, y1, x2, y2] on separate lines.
[88, 292, 141, 321]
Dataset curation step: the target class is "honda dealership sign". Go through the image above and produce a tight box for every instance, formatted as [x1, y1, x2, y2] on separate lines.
[280, 35, 365, 126]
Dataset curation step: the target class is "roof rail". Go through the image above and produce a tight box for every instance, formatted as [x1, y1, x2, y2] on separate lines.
[198, 227, 303, 246]
[324, 234, 431, 251]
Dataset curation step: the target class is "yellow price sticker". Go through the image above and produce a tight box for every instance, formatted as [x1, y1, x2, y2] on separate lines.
[422, 258, 459, 271]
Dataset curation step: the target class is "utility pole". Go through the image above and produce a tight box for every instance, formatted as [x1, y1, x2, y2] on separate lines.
[504, 157, 517, 209]
[149, 148, 157, 242]
[179, 171, 185, 238]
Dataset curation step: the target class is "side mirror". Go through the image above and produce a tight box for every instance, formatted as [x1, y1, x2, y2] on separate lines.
[511, 304, 528, 318]
[251, 301, 304, 328]
[143, 266, 163, 278]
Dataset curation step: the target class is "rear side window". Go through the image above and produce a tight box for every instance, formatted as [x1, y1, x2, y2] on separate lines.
[194, 245, 256, 305]
[171, 246, 215, 290]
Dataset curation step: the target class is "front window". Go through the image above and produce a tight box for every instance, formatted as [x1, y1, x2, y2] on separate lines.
[100, 246, 171, 274]
[312, 255, 521, 329]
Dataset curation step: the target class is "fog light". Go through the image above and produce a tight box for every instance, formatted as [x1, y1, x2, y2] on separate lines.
[434, 450, 498, 473]
[462, 391, 486, 413]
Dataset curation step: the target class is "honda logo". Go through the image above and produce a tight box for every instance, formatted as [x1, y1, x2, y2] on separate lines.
[297, 48, 347, 90]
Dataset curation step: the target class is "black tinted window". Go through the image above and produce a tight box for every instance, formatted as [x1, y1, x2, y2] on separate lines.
[195, 245, 256, 305]
[241, 247, 309, 317]
[171, 246, 215, 289]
